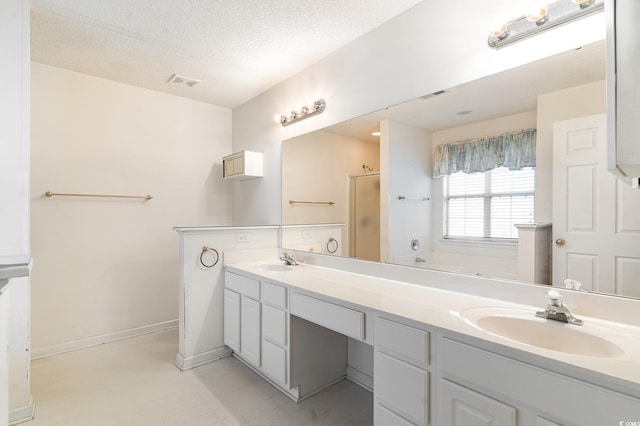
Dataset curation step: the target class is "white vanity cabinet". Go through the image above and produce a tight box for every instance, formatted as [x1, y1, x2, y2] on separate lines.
[225, 272, 262, 367]
[224, 272, 289, 386]
[374, 315, 433, 426]
[437, 334, 640, 426]
[224, 269, 348, 401]
[260, 282, 289, 385]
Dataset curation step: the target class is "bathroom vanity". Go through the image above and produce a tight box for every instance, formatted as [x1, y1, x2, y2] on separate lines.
[224, 258, 640, 426]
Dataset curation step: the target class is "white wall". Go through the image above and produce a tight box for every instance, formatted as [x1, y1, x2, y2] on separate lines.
[231, 0, 605, 225]
[430, 110, 536, 269]
[0, 0, 30, 262]
[536, 79, 606, 223]
[380, 120, 431, 262]
[175, 228, 279, 370]
[281, 130, 379, 225]
[30, 63, 233, 353]
[1, 1, 32, 423]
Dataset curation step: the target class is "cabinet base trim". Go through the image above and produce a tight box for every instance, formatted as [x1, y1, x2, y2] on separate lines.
[346, 366, 373, 392]
[233, 353, 351, 403]
[175, 346, 232, 371]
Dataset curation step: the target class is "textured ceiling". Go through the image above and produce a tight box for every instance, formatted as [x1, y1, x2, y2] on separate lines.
[30, 0, 423, 108]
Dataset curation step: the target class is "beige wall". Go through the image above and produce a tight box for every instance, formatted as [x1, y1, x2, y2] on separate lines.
[536, 79, 606, 223]
[281, 130, 379, 225]
[30, 63, 233, 351]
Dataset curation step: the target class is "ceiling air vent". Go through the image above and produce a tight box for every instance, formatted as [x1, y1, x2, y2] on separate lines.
[167, 74, 200, 88]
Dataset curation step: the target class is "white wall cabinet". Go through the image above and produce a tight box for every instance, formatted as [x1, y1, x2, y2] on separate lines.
[222, 150, 263, 180]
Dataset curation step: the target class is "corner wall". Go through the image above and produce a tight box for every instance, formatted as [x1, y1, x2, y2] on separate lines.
[30, 63, 233, 354]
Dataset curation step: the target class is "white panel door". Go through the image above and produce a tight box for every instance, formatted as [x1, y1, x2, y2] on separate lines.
[261, 339, 287, 385]
[223, 289, 240, 352]
[553, 114, 640, 296]
[240, 296, 261, 367]
[439, 379, 517, 426]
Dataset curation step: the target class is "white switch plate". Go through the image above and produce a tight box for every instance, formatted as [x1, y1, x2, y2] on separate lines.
[236, 233, 250, 243]
[302, 230, 312, 239]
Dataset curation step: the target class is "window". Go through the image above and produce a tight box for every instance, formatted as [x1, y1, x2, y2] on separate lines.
[443, 167, 535, 240]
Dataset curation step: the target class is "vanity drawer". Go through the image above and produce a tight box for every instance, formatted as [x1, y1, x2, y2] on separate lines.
[290, 292, 365, 341]
[225, 272, 260, 300]
[262, 339, 287, 385]
[262, 281, 287, 309]
[262, 304, 287, 347]
[376, 317, 429, 368]
[375, 351, 429, 425]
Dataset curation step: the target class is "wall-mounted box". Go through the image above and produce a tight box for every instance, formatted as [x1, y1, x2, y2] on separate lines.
[223, 150, 263, 180]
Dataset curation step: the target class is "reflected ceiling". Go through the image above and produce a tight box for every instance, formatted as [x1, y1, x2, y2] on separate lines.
[325, 41, 605, 142]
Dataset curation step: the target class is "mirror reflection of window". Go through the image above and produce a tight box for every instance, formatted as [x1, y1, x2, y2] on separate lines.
[443, 167, 535, 239]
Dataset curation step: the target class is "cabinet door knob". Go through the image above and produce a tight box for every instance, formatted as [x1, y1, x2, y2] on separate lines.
[555, 238, 566, 247]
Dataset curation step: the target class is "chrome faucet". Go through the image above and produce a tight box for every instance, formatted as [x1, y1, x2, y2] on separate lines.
[535, 289, 583, 325]
[279, 252, 298, 266]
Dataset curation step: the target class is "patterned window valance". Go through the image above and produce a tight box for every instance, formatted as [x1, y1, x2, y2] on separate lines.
[433, 128, 536, 178]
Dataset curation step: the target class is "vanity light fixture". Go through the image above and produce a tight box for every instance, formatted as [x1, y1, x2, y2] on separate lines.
[488, 0, 603, 49]
[279, 99, 326, 126]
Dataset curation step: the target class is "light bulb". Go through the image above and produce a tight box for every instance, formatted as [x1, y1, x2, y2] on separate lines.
[526, 7, 548, 25]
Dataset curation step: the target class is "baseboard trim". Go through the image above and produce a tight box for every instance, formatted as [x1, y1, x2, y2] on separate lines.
[31, 320, 179, 359]
[9, 396, 35, 425]
[175, 346, 232, 371]
[346, 365, 373, 392]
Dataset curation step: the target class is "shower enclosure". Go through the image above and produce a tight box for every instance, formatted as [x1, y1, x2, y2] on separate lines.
[348, 173, 380, 261]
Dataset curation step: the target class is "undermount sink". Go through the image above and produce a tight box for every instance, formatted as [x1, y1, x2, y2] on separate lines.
[257, 264, 295, 272]
[462, 307, 633, 358]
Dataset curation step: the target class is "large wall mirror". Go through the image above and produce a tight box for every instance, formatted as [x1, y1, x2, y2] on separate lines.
[281, 39, 640, 300]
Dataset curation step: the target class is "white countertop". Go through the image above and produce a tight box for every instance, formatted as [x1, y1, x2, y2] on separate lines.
[226, 260, 640, 394]
[173, 225, 279, 233]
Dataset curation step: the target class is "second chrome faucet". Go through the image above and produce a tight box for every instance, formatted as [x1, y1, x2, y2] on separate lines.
[535, 289, 583, 326]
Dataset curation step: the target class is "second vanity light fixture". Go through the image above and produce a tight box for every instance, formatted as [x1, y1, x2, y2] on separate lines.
[488, 0, 604, 49]
[280, 99, 326, 126]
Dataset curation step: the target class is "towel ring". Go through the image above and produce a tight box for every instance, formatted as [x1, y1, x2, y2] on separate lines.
[200, 246, 219, 268]
[326, 237, 339, 254]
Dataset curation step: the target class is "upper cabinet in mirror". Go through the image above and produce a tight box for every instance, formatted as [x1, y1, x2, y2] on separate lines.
[282, 40, 640, 300]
